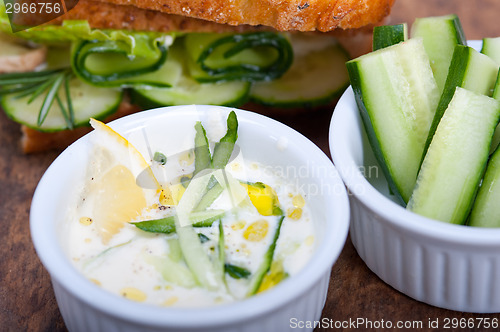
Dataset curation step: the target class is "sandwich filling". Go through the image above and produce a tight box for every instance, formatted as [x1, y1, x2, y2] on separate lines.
[0, 0, 350, 143]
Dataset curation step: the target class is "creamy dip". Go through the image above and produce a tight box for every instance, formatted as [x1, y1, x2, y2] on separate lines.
[64, 114, 316, 307]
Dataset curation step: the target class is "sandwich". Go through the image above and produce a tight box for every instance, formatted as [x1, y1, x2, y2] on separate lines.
[0, 0, 394, 152]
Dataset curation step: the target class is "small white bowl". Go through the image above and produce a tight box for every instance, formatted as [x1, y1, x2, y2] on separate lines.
[30, 105, 350, 332]
[330, 87, 500, 313]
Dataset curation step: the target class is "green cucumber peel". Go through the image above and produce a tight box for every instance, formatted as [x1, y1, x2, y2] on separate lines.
[194, 121, 212, 175]
[373, 23, 408, 50]
[212, 111, 238, 169]
[246, 214, 285, 296]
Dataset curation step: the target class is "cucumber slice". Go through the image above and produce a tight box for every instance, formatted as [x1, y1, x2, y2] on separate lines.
[423, 45, 499, 159]
[1, 77, 122, 132]
[346, 38, 440, 203]
[132, 78, 250, 108]
[249, 38, 349, 108]
[372, 24, 408, 51]
[481, 37, 500, 65]
[469, 140, 500, 227]
[411, 14, 466, 92]
[408, 87, 500, 225]
[132, 39, 250, 108]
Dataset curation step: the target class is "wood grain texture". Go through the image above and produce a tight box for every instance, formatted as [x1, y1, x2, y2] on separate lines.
[0, 1, 499, 331]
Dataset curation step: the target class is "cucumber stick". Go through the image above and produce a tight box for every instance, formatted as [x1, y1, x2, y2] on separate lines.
[408, 87, 500, 224]
[468, 142, 500, 227]
[372, 24, 408, 51]
[1, 77, 122, 132]
[489, 73, 500, 154]
[482, 37, 500, 65]
[423, 45, 499, 158]
[483, 39, 500, 153]
[411, 14, 466, 92]
[346, 38, 440, 203]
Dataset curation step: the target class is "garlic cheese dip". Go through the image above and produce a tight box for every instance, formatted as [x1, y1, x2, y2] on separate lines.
[63, 111, 316, 307]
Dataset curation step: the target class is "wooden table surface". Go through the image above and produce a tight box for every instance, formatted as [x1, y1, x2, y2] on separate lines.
[1, 0, 499, 331]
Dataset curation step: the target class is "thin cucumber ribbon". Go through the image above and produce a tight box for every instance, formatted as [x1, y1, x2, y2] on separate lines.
[71, 36, 171, 87]
[186, 32, 294, 83]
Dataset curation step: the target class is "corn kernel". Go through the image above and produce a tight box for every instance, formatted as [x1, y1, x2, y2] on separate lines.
[231, 220, 246, 230]
[163, 296, 179, 306]
[165, 285, 173, 290]
[243, 219, 269, 242]
[292, 194, 305, 208]
[287, 208, 302, 220]
[79, 217, 93, 226]
[120, 287, 147, 302]
[244, 183, 279, 216]
[154, 285, 162, 291]
[84, 238, 92, 243]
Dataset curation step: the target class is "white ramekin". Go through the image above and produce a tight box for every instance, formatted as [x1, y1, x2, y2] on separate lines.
[330, 87, 500, 313]
[30, 105, 350, 332]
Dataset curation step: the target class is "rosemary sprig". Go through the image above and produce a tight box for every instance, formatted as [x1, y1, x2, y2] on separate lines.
[0, 69, 76, 128]
[37, 72, 65, 127]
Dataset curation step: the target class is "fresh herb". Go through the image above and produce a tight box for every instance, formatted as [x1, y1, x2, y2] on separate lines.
[0, 68, 75, 128]
[198, 233, 210, 243]
[225, 264, 251, 279]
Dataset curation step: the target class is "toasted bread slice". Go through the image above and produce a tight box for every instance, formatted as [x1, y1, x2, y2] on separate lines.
[92, 0, 394, 32]
[54, 0, 262, 33]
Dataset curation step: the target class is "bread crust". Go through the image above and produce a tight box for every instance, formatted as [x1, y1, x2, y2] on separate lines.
[56, 0, 262, 33]
[90, 0, 394, 32]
